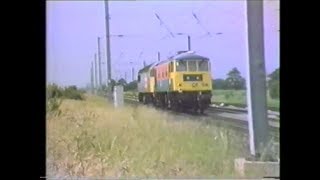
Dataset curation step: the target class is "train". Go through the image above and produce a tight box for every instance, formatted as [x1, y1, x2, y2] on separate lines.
[137, 51, 213, 114]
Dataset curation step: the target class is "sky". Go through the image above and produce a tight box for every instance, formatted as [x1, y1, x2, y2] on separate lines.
[46, 0, 279, 87]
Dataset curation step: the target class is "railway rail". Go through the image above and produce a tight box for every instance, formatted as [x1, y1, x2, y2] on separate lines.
[124, 94, 279, 119]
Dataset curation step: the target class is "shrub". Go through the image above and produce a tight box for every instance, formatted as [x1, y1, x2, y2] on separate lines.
[47, 97, 62, 116]
[63, 86, 85, 100]
[46, 84, 85, 115]
[47, 83, 63, 99]
[269, 80, 279, 99]
[46, 84, 63, 115]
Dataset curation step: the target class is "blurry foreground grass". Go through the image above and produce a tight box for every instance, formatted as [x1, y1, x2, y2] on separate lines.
[47, 95, 254, 178]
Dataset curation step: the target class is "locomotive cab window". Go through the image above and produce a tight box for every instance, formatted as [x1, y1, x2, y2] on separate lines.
[176, 60, 187, 71]
[198, 60, 209, 71]
[150, 69, 155, 77]
[188, 61, 197, 71]
[138, 75, 141, 82]
[169, 62, 173, 72]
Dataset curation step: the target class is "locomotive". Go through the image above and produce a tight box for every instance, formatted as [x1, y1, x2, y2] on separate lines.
[137, 51, 212, 113]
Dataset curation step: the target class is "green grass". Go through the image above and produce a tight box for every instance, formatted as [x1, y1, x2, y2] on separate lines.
[124, 90, 279, 111]
[46, 95, 262, 178]
[212, 90, 279, 111]
[124, 91, 138, 98]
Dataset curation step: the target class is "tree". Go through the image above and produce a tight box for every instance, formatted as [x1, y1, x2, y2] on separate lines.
[46, 83, 63, 99]
[268, 68, 279, 81]
[100, 84, 107, 91]
[67, 85, 77, 91]
[63, 85, 84, 100]
[124, 80, 138, 91]
[117, 78, 127, 86]
[268, 68, 280, 99]
[212, 79, 227, 89]
[109, 79, 116, 92]
[225, 67, 246, 90]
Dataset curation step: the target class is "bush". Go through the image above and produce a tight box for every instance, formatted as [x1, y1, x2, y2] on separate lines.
[212, 79, 227, 89]
[46, 84, 63, 115]
[46, 84, 85, 117]
[124, 81, 137, 91]
[47, 83, 63, 99]
[268, 68, 279, 99]
[47, 97, 62, 115]
[269, 80, 279, 99]
[63, 86, 85, 100]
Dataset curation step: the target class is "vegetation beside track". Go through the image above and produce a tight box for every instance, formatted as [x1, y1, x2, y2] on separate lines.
[47, 95, 264, 178]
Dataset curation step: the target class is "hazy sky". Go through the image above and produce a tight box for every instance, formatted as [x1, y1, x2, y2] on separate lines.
[46, 0, 279, 87]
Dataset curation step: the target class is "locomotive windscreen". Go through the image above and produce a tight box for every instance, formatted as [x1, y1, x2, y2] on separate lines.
[176, 60, 187, 71]
[176, 59, 209, 72]
[198, 60, 209, 71]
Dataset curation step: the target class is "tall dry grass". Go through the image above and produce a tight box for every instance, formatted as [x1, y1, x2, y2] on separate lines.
[47, 95, 251, 178]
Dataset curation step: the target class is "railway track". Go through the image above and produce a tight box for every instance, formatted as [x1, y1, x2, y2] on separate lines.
[122, 96, 279, 141]
[125, 94, 279, 118]
[124, 96, 279, 120]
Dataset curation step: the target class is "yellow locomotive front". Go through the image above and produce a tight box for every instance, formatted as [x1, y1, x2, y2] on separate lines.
[168, 52, 213, 113]
[171, 61, 212, 92]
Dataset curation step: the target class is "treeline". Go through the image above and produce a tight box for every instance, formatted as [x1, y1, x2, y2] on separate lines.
[47, 84, 85, 100]
[99, 67, 279, 99]
[267, 68, 279, 99]
[213, 67, 246, 90]
[46, 84, 86, 115]
[213, 67, 280, 99]
[108, 79, 138, 92]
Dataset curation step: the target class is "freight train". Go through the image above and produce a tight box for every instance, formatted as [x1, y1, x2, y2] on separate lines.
[137, 51, 212, 114]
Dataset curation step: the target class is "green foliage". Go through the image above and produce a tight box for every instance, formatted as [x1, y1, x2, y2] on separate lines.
[268, 68, 280, 99]
[47, 83, 63, 99]
[46, 83, 63, 115]
[117, 78, 127, 86]
[107, 79, 117, 92]
[47, 96, 62, 115]
[225, 68, 246, 90]
[47, 84, 85, 101]
[224, 91, 234, 100]
[63, 85, 85, 100]
[212, 79, 227, 90]
[212, 68, 246, 90]
[124, 80, 138, 91]
[46, 84, 86, 116]
[269, 80, 279, 99]
[268, 68, 279, 81]
[211, 90, 279, 111]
